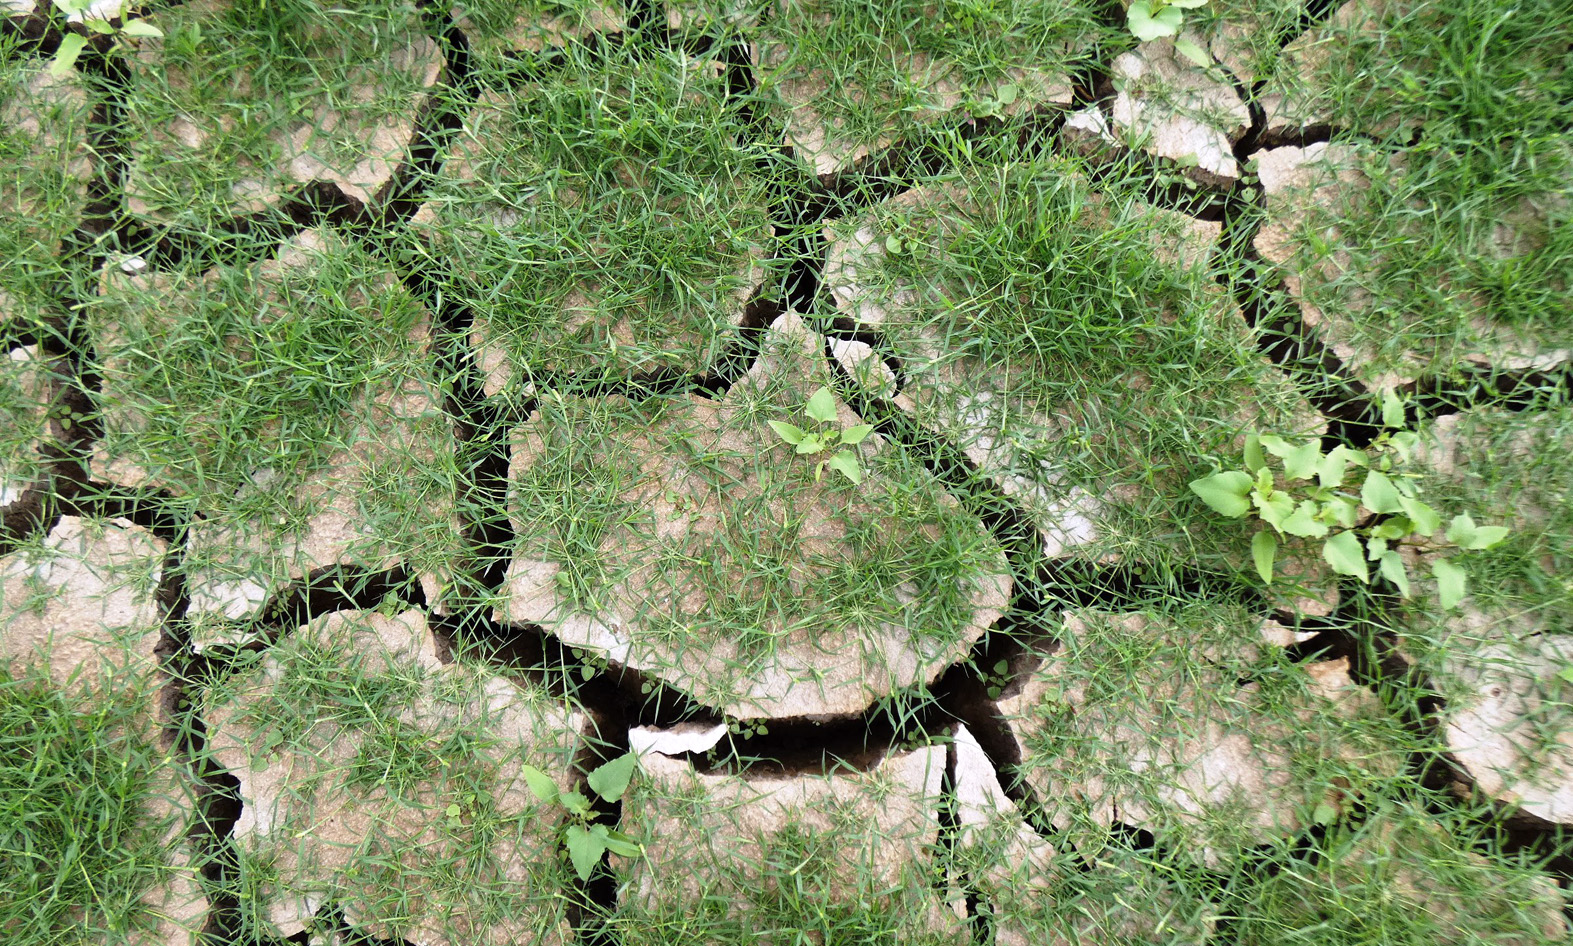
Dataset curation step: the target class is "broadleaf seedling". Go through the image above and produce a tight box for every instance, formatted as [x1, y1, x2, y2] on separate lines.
[769, 386, 874, 484]
[521, 752, 643, 881]
[1189, 389, 1509, 608]
[1127, 0, 1211, 67]
[48, 1, 164, 76]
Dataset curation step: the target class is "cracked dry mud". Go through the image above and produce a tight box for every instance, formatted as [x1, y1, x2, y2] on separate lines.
[4, 2, 1573, 944]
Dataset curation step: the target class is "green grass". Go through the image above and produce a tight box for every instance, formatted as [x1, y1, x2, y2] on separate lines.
[402, 34, 781, 399]
[750, 0, 1106, 174]
[501, 313, 1008, 718]
[119, 0, 443, 232]
[1252, 0, 1573, 389]
[1, 34, 94, 331]
[2, 2, 1572, 943]
[201, 607, 587, 943]
[0, 670, 195, 946]
[827, 135, 1330, 604]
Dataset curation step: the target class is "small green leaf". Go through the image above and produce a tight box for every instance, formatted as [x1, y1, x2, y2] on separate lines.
[1281, 501, 1329, 538]
[1311, 801, 1338, 825]
[521, 765, 560, 804]
[1253, 490, 1294, 530]
[587, 753, 638, 803]
[1557, 667, 1573, 686]
[1189, 471, 1253, 517]
[1399, 496, 1440, 536]
[839, 424, 874, 445]
[84, 17, 115, 33]
[1172, 35, 1210, 68]
[826, 450, 863, 485]
[884, 234, 904, 255]
[1360, 470, 1404, 514]
[1259, 434, 1292, 458]
[805, 386, 838, 424]
[1318, 446, 1357, 488]
[1381, 388, 1406, 429]
[1282, 441, 1323, 482]
[1322, 532, 1369, 582]
[1463, 525, 1509, 551]
[995, 82, 1018, 105]
[1366, 536, 1388, 561]
[558, 790, 593, 817]
[565, 825, 605, 882]
[118, 20, 166, 38]
[1445, 513, 1477, 547]
[1378, 550, 1411, 597]
[49, 34, 88, 76]
[597, 826, 643, 858]
[1389, 430, 1419, 461]
[768, 420, 804, 445]
[795, 434, 826, 455]
[1243, 433, 1265, 473]
[1325, 497, 1359, 529]
[1433, 558, 1467, 610]
[445, 803, 462, 818]
[1251, 531, 1276, 585]
[1128, 1, 1183, 40]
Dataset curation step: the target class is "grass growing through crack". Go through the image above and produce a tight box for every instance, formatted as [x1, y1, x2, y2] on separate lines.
[202, 607, 587, 943]
[748, 0, 1106, 173]
[501, 316, 1009, 718]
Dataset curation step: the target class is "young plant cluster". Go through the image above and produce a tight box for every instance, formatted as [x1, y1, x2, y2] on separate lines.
[768, 386, 873, 485]
[521, 752, 643, 882]
[48, 0, 163, 76]
[1126, 0, 1211, 67]
[1190, 393, 1509, 608]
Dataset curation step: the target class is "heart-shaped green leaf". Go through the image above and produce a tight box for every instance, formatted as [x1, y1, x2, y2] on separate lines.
[840, 424, 874, 445]
[1189, 471, 1253, 517]
[565, 824, 606, 881]
[1128, 0, 1183, 40]
[587, 753, 638, 803]
[768, 420, 804, 444]
[1361, 470, 1404, 514]
[1281, 501, 1329, 538]
[827, 450, 863, 485]
[805, 386, 838, 424]
[1253, 490, 1294, 530]
[521, 765, 560, 804]
[1378, 550, 1411, 597]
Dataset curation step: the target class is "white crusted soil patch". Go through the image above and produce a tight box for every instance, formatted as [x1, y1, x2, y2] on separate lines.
[1254, 143, 1570, 396]
[0, 345, 56, 515]
[1, 515, 210, 945]
[1401, 408, 1573, 825]
[615, 738, 963, 942]
[1109, 38, 1250, 185]
[500, 313, 1009, 719]
[999, 608, 1404, 865]
[204, 609, 588, 945]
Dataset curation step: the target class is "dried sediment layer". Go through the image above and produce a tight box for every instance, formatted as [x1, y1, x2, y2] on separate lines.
[951, 726, 1213, 945]
[824, 178, 1336, 612]
[1108, 38, 1250, 185]
[616, 736, 964, 942]
[999, 609, 1403, 865]
[204, 609, 588, 945]
[500, 312, 1010, 720]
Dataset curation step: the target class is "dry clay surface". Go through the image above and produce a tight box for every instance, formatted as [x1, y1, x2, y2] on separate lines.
[3, 1, 1572, 944]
